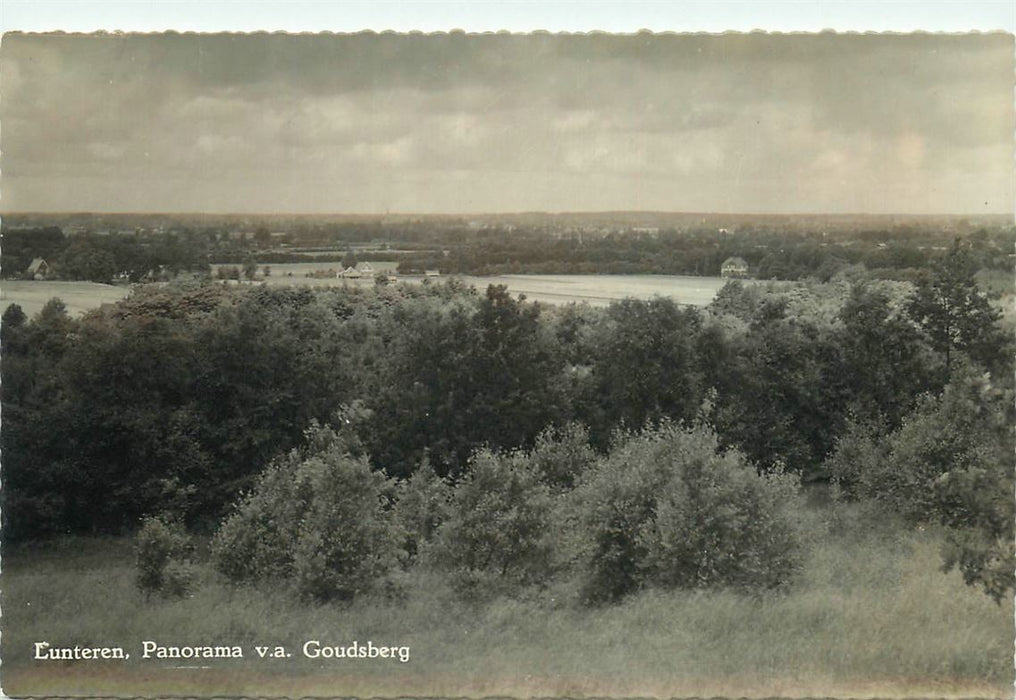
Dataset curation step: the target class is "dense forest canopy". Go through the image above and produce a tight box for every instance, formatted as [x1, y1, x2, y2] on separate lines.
[3, 237, 1012, 600]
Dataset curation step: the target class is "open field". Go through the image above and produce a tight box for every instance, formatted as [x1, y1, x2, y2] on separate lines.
[460, 274, 732, 307]
[3, 505, 1011, 699]
[224, 263, 735, 307]
[1, 280, 131, 318]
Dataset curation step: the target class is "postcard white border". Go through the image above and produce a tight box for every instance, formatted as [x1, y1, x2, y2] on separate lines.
[1, 0, 1014, 34]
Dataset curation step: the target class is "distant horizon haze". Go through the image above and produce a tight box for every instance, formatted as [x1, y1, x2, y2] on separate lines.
[2, 210, 1012, 220]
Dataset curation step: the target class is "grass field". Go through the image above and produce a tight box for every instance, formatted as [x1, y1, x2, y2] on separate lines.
[222, 263, 734, 307]
[2, 502, 1011, 699]
[1, 280, 131, 318]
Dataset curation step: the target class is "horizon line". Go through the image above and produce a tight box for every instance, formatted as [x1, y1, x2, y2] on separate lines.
[2, 210, 1014, 219]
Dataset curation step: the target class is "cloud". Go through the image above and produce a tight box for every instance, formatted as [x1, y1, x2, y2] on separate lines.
[1, 32, 1012, 213]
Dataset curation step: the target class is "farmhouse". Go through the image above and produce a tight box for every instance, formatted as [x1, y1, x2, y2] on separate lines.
[26, 258, 51, 280]
[721, 256, 749, 278]
[339, 262, 376, 279]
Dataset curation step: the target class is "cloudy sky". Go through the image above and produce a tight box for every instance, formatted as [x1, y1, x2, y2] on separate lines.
[1, 32, 1012, 214]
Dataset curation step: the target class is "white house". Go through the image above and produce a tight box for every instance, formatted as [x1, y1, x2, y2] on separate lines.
[721, 256, 749, 278]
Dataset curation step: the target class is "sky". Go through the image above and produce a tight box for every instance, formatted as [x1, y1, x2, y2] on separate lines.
[1, 31, 1013, 215]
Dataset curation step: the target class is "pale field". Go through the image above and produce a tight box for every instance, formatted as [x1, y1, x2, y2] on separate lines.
[2, 269, 733, 320]
[230, 263, 734, 307]
[1, 280, 131, 318]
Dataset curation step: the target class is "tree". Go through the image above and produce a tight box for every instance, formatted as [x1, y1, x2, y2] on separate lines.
[365, 286, 564, 477]
[838, 283, 937, 428]
[2, 303, 28, 330]
[242, 255, 258, 280]
[827, 363, 1015, 602]
[587, 298, 703, 446]
[906, 241, 1007, 374]
[711, 299, 848, 479]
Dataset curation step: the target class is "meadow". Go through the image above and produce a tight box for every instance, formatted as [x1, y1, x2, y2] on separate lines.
[1, 280, 130, 317]
[222, 262, 734, 307]
[2, 501, 1011, 699]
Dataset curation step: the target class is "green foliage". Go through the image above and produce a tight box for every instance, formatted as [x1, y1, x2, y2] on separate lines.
[427, 448, 556, 596]
[0, 226, 66, 278]
[940, 530, 1015, 604]
[365, 285, 565, 477]
[906, 240, 1008, 374]
[570, 423, 806, 604]
[242, 255, 258, 280]
[711, 299, 848, 478]
[588, 298, 703, 444]
[855, 366, 1009, 521]
[823, 418, 888, 500]
[2, 302, 28, 329]
[393, 459, 453, 563]
[134, 516, 195, 598]
[211, 423, 401, 602]
[826, 364, 1015, 601]
[209, 449, 307, 582]
[710, 279, 761, 321]
[838, 282, 938, 428]
[290, 457, 401, 602]
[528, 422, 597, 492]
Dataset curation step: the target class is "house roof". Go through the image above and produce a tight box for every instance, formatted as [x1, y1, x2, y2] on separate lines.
[722, 256, 748, 267]
[27, 258, 48, 273]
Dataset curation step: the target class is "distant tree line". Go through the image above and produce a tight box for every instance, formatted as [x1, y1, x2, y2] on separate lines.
[396, 227, 1015, 280]
[2, 228, 212, 282]
[6, 222, 1012, 285]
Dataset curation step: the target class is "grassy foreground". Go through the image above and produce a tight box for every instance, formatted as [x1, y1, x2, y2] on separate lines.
[2, 506, 1012, 699]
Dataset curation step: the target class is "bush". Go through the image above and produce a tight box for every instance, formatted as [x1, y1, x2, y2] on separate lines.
[427, 448, 555, 596]
[824, 418, 889, 500]
[569, 423, 806, 604]
[394, 458, 452, 563]
[134, 516, 195, 598]
[211, 423, 402, 602]
[529, 422, 597, 492]
[210, 448, 309, 583]
[823, 364, 1015, 601]
[291, 453, 401, 602]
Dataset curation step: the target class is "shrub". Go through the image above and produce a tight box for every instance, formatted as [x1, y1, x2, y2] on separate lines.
[940, 529, 1015, 604]
[529, 422, 597, 492]
[570, 423, 806, 604]
[134, 516, 195, 598]
[210, 449, 309, 583]
[427, 448, 555, 596]
[638, 454, 803, 591]
[291, 452, 401, 602]
[824, 418, 889, 500]
[211, 423, 402, 602]
[394, 458, 453, 563]
[823, 364, 1015, 601]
